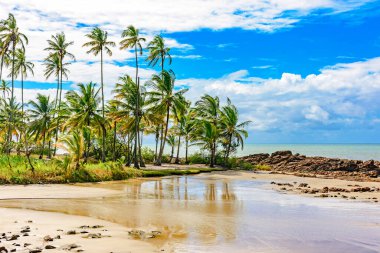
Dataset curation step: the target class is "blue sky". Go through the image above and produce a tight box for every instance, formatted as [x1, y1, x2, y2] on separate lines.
[1, 0, 380, 144]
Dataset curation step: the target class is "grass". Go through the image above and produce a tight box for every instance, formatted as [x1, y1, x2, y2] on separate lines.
[0, 155, 225, 185]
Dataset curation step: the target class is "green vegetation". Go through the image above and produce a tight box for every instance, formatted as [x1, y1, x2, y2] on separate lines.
[0, 13, 252, 184]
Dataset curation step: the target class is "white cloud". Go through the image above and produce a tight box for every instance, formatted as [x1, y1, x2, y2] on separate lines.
[0, 1, 371, 33]
[179, 57, 380, 132]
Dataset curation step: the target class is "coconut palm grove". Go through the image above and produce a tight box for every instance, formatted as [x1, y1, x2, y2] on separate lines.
[0, 13, 250, 182]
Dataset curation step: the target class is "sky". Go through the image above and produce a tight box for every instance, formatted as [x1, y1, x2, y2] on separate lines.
[1, 0, 380, 144]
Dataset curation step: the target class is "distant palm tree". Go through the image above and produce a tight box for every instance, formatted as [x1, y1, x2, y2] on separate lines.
[12, 48, 34, 117]
[0, 80, 10, 99]
[120, 25, 146, 167]
[0, 13, 28, 99]
[28, 94, 54, 159]
[146, 70, 188, 165]
[83, 27, 115, 162]
[147, 35, 172, 162]
[220, 98, 251, 164]
[60, 130, 84, 170]
[166, 134, 176, 161]
[43, 53, 70, 111]
[195, 95, 221, 167]
[44, 32, 74, 156]
[0, 97, 22, 154]
[193, 121, 219, 168]
[65, 82, 105, 162]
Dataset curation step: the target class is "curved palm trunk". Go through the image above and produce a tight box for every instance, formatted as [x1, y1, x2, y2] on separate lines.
[134, 73, 140, 168]
[101, 49, 106, 162]
[175, 135, 181, 164]
[156, 105, 170, 165]
[156, 55, 165, 165]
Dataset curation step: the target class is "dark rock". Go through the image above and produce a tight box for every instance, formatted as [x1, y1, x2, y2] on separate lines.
[29, 249, 42, 253]
[66, 230, 76, 235]
[0, 246, 8, 253]
[45, 245, 56, 249]
[44, 235, 53, 242]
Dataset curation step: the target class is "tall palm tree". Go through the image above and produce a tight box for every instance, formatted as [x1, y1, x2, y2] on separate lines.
[60, 130, 84, 170]
[65, 82, 104, 162]
[220, 98, 250, 164]
[0, 80, 10, 99]
[146, 70, 188, 165]
[195, 95, 221, 167]
[83, 27, 115, 162]
[193, 121, 219, 168]
[147, 35, 172, 161]
[0, 13, 28, 99]
[28, 94, 54, 159]
[12, 48, 34, 117]
[43, 53, 70, 111]
[44, 32, 74, 156]
[120, 25, 146, 167]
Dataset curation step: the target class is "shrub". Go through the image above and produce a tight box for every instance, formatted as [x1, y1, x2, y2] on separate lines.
[188, 152, 208, 164]
[141, 147, 155, 163]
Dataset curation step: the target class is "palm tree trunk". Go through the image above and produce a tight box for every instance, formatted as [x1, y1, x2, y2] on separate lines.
[101, 49, 106, 162]
[154, 127, 159, 161]
[39, 132, 46, 159]
[48, 140, 51, 159]
[175, 135, 181, 164]
[134, 75, 140, 168]
[170, 145, 174, 161]
[11, 41, 15, 99]
[54, 57, 63, 156]
[52, 76, 60, 156]
[0, 54, 5, 83]
[113, 121, 116, 161]
[185, 138, 189, 164]
[139, 129, 145, 167]
[126, 133, 131, 166]
[224, 134, 233, 166]
[156, 55, 165, 165]
[156, 105, 170, 165]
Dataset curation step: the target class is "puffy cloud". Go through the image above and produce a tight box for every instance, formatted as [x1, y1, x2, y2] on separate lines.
[179, 57, 380, 132]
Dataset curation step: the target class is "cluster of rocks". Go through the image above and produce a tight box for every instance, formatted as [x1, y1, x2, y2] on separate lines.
[241, 151, 380, 180]
[270, 181, 379, 202]
[0, 222, 112, 253]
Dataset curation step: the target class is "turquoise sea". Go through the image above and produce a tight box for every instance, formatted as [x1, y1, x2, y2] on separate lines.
[145, 143, 380, 161]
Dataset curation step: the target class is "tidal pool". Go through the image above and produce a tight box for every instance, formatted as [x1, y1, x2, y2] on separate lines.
[1, 173, 379, 252]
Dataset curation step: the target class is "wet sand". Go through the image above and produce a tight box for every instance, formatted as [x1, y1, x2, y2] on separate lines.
[199, 171, 380, 203]
[1, 171, 380, 252]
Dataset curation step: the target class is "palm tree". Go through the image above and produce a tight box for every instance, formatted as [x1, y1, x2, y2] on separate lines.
[60, 130, 84, 170]
[146, 70, 188, 165]
[166, 133, 176, 161]
[195, 95, 221, 167]
[182, 109, 196, 164]
[43, 53, 70, 111]
[0, 80, 10, 99]
[83, 27, 115, 162]
[193, 121, 219, 168]
[0, 97, 22, 154]
[12, 48, 34, 117]
[28, 94, 54, 159]
[147, 35, 172, 161]
[65, 82, 104, 162]
[44, 32, 75, 156]
[120, 25, 146, 168]
[0, 13, 28, 99]
[220, 98, 250, 164]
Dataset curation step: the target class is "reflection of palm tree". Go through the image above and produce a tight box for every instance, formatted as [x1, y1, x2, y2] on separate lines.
[0, 80, 10, 99]
[221, 182, 236, 201]
[205, 183, 216, 201]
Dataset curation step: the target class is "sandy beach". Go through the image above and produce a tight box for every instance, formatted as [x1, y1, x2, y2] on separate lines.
[1, 171, 380, 253]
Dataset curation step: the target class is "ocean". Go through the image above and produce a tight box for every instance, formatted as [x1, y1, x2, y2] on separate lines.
[144, 143, 380, 161]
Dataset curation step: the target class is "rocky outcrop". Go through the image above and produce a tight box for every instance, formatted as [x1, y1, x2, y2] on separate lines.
[240, 151, 380, 181]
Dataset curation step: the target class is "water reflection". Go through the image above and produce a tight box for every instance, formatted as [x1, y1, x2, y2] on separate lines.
[0, 175, 379, 253]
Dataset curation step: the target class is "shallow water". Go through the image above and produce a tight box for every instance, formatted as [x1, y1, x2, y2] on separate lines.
[1, 174, 380, 252]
